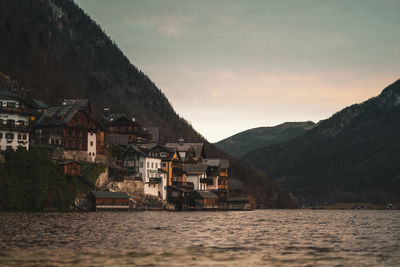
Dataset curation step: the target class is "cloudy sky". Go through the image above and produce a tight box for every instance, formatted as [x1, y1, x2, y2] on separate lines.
[75, 0, 400, 142]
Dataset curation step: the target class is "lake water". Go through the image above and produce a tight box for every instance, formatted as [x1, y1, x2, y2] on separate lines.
[0, 210, 399, 266]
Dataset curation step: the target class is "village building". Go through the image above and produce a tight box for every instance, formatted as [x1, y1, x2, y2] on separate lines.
[189, 190, 219, 210]
[121, 144, 168, 200]
[104, 115, 151, 145]
[165, 138, 206, 164]
[34, 99, 104, 162]
[0, 91, 33, 151]
[203, 159, 229, 199]
[184, 164, 208, 191]
[138, 147, 167, 200]
[90, 191, 130, 211]
[58, 160, 81, 177]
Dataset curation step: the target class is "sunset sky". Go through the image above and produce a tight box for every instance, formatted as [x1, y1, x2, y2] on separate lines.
[75, 0, 400, 142]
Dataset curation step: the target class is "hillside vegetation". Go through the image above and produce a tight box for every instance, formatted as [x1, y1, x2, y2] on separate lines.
[215, 122, 315, 158]
[242, 80, 400, 205]
[0, 0, 293, 207]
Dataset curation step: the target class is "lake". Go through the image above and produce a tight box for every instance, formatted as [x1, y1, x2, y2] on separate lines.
[0, 210, 399, 266]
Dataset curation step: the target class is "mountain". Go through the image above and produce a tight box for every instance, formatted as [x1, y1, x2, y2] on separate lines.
[215, 122, 315, 158]
[0, 0, 294, 207]
[242, 80, 400, 205]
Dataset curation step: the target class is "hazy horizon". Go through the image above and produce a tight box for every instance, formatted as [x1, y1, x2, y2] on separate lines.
[75, 0, 400, 142]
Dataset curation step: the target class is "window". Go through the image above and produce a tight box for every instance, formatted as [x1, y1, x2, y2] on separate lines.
[160, 152, 167, 157]
[7, 102, 16, 108]
[22, 134, 27, 140]
[0, 119, 3, 125]
[89, 152, 91, 156]
[18, 134, 22, 140]
[151, 162, 154, 168]
[18, 120, 25, 126]
[90, 141, 93, 146]
[155, 163, 158, 168]
[0, 132, 2, 139]
[5, 133, 14, 139]
[7, 119, 15, 125]
[162, 162, 167, 168]
[147, 162, 149, 168]
[140, 162, 143, 168]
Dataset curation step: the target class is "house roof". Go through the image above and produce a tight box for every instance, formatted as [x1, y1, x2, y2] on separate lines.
[36, 104, 81, 126]
[0, 90, 17, 97]
[92, 191, 130, 199]
[63, 99, 89, 109]
[203, 159, 229, 169]
[203, 159, 220, 167]
[57, 160, 81, 166]
[220, 159, 229, 169]
[32, 99, 48, 109]
[165, 142, 205, 161]
[183, 164, 208, 173]
[126, 144, 146, 156]
[193, 190, 219, 199]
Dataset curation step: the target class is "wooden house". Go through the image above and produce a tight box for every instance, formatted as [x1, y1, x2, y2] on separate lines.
[167, 186, 191, 211]
[58, 161, 81, 177]
[184, 164, 208, 191]
[105, 116, 151, 145]
[189, 190, 219, 210]
[34, 100, 104, 162]
[165, 138, 206, 164]
[203, 159, 229, 196]
[90, 191, 130, 211]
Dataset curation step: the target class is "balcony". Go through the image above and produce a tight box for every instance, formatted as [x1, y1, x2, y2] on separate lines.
[149, 177, 162, 184]
[0, 124, 31, 132]
[0, 106, 33, 114]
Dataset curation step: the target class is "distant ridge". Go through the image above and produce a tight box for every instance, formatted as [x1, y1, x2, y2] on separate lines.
[215, 121, 315, 158]
[242, 79, 400, 205]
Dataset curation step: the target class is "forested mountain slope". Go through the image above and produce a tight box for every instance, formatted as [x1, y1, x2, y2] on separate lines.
[0, 0, 293, 207]
[216, 122, 315, 158]
[242, 80, 400, 205]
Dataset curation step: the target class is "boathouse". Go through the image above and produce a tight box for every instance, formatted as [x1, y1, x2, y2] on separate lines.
[90, 191, 130, 211]
[189, 190, 219, 210]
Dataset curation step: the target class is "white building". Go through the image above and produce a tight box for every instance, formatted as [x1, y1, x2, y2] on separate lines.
[184, 164, 208, 191]
[0, 91, 32, 151]
[137, 150, 167, 200]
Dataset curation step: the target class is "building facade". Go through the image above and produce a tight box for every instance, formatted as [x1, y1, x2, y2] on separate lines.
[0, 91, 32, 151]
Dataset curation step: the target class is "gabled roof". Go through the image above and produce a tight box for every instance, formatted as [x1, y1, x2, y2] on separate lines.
[183, 164, 208, 173]
[203, 159, 220, 167]
[63, 99, 90, 111]
[32, 99, 48, 109]
[36, 104, 81, 126]
[203, 158, 229, 169]
[92, 191, 130, 199]
[165, 142, 205, 161]
[125, 144, 146, 156]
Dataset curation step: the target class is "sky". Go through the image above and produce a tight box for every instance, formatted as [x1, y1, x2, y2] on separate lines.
[75, 0, 400, 142]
